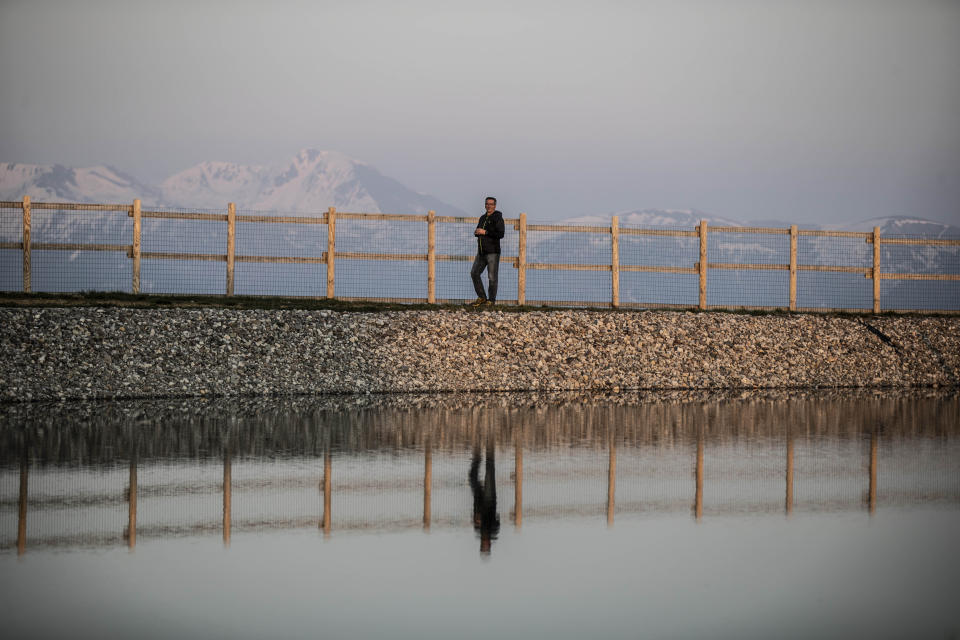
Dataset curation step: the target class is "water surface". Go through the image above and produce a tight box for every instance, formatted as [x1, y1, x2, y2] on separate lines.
[2, 390, 958, 639]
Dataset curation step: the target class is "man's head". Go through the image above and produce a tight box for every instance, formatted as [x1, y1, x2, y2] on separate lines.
[484, 197, 496, 214]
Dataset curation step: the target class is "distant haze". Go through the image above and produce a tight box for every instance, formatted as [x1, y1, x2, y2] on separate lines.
[1, 0, 958, 226]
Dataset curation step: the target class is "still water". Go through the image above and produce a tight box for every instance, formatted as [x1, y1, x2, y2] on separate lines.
[1, 390, 958, 639]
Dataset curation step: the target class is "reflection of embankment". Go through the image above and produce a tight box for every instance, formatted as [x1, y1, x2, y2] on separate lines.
[1, 389, 955, 465]
[1, 392, 957, 553]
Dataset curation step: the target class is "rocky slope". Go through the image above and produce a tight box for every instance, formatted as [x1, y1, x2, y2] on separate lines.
[1, 308, 957, 402]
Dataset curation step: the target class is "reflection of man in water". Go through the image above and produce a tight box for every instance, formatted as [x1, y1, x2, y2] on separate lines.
[469, 439, 500, 555]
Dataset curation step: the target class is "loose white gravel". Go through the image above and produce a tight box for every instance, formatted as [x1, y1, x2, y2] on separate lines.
[1, 307, 957, 402]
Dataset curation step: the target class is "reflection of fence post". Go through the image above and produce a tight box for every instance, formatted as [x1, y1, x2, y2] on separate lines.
[132, 199, 142, 294]
[18, 449, 27, 556]
[518, 213, 527, 306]
[785, 430, 794, 516]
[128, 457, 137, 549]
[514, 437, 523, 529]
[698, 220, 708, 310]
[872, 226, 881, 313]
[22, 196, 30, 293]
[868, 431, 878, 514]
[322, 449, 332, 536]
[423, 439, 432, 530]
[327, 207, 336, 299]
[789, 225, 797, 311]
[607, 433, 616, 526]
[694, 434, 704, 521]
[226, 203, 236, 296]
[223, 450, 231, 547]
[611, 215, 620, 308]
[427, 210, 436, 304]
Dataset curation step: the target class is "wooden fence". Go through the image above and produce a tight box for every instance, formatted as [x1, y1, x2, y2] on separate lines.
[2, 197, 959, 313]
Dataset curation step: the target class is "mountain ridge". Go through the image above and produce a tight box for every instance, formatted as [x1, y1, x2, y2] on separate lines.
[2, 153, 958, 236]
[0, 149, 467, 217]
[565, 209, 960, 237]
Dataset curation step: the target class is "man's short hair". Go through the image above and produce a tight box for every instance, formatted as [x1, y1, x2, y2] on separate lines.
[485, 196, 497, 205]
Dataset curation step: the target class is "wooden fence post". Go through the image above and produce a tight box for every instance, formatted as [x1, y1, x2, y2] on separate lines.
[22, 196, 30, 293]
[789, 225, 797, 311]
[226, 203, 236, 296]
[698, 220, 708, 310]
[611, 215, 620, 308]
[518, 213, 527, 306]
[427, 210, 436, 304]
[872, 226, 881, 313]
[132, 199, 142, 294]
[327, 207, 337, 299]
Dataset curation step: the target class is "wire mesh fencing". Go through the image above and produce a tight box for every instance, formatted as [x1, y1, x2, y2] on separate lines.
[436, 220, 483, 302]
[796, 233, 873, 311]
[2, 203, 133, 293]
[879, 235, 960, 311]
[335, 215, 427, 300]
[707, 230, 791, 309]
[1, 199, 958, 313]
[526, 226, 612, 306]
[620, 225, 700, 307]
[0, 202, 23, 291]
[234, 209, 327, 298]
[139, 207, 227, 295]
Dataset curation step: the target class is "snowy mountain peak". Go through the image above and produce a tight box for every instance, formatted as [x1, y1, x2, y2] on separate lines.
[240, 149, 377, 212]
[270, 149, 368, 190]
[159, 161, 269, 209]
[293, 148, 365, 170]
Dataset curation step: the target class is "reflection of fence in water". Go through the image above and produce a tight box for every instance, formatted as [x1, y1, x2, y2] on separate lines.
[3, 430, 958, 553]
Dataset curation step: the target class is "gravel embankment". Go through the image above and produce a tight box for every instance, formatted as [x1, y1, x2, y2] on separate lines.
[1, 308, 958, 402]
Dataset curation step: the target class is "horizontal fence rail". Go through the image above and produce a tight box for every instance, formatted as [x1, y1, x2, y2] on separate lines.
[1, 197, 958, 313]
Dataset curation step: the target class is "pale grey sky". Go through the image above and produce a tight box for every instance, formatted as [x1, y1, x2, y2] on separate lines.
[1, 0, 958, 224]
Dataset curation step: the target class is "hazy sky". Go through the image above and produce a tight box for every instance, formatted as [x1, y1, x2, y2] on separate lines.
[1, 0, 958, 224]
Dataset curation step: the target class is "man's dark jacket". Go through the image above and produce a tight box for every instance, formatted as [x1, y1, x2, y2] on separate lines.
[476, 210, 505, 254]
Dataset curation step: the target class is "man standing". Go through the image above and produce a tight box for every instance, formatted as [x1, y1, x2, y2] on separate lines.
[470, 196, 505, 306]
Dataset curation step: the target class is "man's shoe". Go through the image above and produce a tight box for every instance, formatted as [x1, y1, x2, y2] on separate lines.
[469, 297, 487, 306]
[484, 300, 495, 306]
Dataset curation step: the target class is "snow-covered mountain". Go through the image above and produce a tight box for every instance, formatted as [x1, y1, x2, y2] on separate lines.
[565, 208, 743, 228]
[832, 216, 960, 238]
[158, 161, 271, 210]
[0, 149, 467, 216]
[0, 163, 158, 204]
